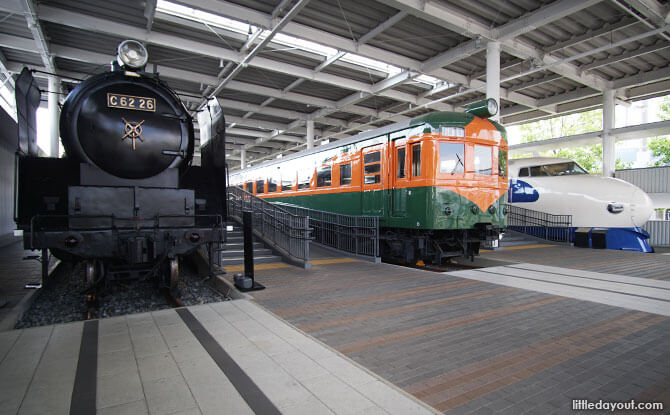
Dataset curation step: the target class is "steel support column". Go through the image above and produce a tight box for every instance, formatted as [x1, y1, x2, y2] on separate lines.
[487, 41, 501, 122]
[48, 76, 60, 157]
[240, 149, 247, 170]
[602, 89, 616, 177]
[306, 120, 314, 149]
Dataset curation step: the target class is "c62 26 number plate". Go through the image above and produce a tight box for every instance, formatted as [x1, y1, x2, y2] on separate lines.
[107, 93, 156, 112]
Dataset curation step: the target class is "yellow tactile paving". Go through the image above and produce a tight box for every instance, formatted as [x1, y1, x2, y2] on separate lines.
[484, 244, 558, 251]
[223, 257, 359, 273]
[311, 258, 360, 265]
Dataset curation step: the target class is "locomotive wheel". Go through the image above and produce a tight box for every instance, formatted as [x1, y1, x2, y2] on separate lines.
[85, 260, 103, 285]
[165, 258, 179, 291]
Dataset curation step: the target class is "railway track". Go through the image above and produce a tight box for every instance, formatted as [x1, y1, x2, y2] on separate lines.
[16, 259, 230, 329]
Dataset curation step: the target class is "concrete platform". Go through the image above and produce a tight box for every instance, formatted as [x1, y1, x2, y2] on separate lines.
[0, 299, 435, 415]
[0, 242, 45, 331]
[481, 243, 670, 280]
[249, 256, 670, 414]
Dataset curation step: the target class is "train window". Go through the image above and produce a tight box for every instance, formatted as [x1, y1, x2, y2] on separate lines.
[542, 162, 587, 176]
[412, 144, 421, 177]
[529, 166, 549, 176]
[439, 143, 464, 174]
[364, 151, 381, 164]
[245, 182, 253, 193]
[281, 178, 293, 191]
[340, 163, 351, 185]
[397, 147, 406, 178]
[297, 173, 311, 189]
[363, 150, 381, 185]
[474, 145, 492, 175]
[364, 175, 381, 184]
[498, 149, 508, 177]
[267, 178, 277, 192]
[518, 168, 529, 177]
[316, 166, 331, 187]
[256, 180, 265, 194]
[364, 164, 381, 174]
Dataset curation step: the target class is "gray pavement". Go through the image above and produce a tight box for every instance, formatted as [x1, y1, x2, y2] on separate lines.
[0, 300, 437, 415]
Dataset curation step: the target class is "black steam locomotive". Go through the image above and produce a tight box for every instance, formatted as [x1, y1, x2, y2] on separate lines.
[15, 40, 226, 291]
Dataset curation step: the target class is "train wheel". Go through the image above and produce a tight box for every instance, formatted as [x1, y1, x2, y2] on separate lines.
[85, 260, 103, 285]
[85, 260, 96, 285]
[165, 258, 179, 291]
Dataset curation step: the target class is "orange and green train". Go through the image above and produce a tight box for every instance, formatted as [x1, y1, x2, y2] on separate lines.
[230, 99, 509, 264]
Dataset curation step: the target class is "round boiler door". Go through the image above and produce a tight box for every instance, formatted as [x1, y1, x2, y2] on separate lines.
[76, 83, 184, 179]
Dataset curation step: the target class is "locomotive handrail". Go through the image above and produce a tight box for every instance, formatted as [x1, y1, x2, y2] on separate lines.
[502, 203, 573, 243]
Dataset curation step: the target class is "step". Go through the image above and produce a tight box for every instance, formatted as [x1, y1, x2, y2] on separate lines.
[221, 248, 274, 258]
[223, 242, 265, 250]
[221, 255, 283, 266]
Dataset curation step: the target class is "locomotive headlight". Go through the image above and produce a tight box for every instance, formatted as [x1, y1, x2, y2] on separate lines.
[117, 40, 148, 69]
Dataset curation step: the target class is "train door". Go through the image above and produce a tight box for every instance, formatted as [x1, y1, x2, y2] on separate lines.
[361, 145, 384, 216]
[391, 141, 407, 217]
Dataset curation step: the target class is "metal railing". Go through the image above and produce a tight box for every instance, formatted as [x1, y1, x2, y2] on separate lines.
[227, 186, 311, 261]
[504, 204, 573, 243]
[273, 203, 379, 259]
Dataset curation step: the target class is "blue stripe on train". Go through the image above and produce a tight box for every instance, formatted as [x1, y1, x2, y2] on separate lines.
[508, 179, 539, 203]
[506, 226, 652, 253]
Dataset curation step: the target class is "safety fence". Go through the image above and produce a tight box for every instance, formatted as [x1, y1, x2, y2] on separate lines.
[227, 186, 311, 262]
[503, 204, 573, 243]
[274, 203, 380, 259]
[643, 220, 670, 246]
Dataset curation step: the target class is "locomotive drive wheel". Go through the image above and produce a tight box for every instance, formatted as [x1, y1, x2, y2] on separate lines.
[165, 258, 179, 291]
[84, 260, 103, 285]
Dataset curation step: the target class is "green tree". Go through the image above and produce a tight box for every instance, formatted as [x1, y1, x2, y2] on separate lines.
[648, 95, 670, 166]
[659, 95, 670, 120]
[518, 109, 602, 143]
[649, 137, 670, 166]
[544, 145, 602, 173]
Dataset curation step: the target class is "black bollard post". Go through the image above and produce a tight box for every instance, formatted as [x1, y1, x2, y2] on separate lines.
[243, 210, 254, 280]
[234, 211, 265, 292]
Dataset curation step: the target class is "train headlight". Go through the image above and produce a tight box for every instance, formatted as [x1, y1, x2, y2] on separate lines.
[465, 98, 498, 118]
[607, 203, 624, 214]
[117, 40, 148, 69]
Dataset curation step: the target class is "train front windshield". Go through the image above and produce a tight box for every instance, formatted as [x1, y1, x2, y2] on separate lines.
[519, 162, 587, 177]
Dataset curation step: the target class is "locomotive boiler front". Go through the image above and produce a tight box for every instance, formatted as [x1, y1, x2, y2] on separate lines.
[60, 67, 194, 179]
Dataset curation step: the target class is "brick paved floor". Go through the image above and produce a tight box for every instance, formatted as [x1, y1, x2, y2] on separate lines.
[481, 244, 670, 280]
[250, 258, 670, 414]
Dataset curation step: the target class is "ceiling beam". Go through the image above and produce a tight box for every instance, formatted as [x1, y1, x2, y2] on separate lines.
[357, 11, 407, 45]
[21, 0, 55, 72]
[580, 41, 670, 72]
[144, 0, 157, 32]
[378, 0, 612, 93]
[199, 0, 312, 110]
[180, 0, 541, 109]
[509, 119, 670, 153]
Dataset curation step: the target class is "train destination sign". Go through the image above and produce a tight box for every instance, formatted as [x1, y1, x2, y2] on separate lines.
[107, 93, 156, 112]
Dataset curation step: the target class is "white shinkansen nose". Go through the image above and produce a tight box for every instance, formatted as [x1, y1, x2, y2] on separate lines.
[628, 185, 654, 227]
